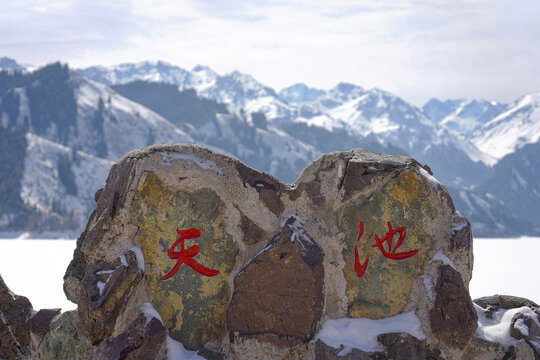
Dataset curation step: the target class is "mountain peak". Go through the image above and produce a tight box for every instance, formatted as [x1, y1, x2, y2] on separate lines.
[278, 83, 325, 104]
[192, 64, 216, 74]
[0, 57, 28, 72]
[334, 82, 363, 94]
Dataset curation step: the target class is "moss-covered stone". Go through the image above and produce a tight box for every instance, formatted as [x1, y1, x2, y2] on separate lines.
[132, 172, 237, 350]
[337, 169, 435, 319]
[38, 311, 94, 360]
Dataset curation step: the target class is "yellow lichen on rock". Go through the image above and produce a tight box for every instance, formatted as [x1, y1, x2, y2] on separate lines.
[132, 171, 237, 350]
[337, 168, 434, 319]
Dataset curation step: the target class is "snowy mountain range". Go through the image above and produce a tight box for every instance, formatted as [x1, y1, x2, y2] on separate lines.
[1, 57, 539, 237]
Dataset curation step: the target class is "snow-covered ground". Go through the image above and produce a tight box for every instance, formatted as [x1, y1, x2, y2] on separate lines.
[0, 238, 77, 311]
[469, 237, 540, 302]
[0, 237, 538, 312]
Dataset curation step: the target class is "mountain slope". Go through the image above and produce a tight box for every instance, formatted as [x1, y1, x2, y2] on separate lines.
[0, 63, 196, 232]
[0, 125, 31, 229]
[81, 61, 492, 187]
[477, 141, 540, 227]
[447, 187, 537, 237]
[1, 59, 536, 237]
[423, 98, 506, 138]
[112, 81, 319, 182]
[471, 93, 540, 160]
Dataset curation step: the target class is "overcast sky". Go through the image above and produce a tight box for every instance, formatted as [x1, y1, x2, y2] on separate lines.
[1, 0, 539, 106]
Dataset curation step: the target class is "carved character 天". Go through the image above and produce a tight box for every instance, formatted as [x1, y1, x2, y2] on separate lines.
[161, 228, 220, 280]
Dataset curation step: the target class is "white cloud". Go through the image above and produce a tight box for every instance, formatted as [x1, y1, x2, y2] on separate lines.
[1, 0, 539, 106]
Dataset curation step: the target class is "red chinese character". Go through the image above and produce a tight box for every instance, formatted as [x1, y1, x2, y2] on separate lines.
[371, 222, 418, 260]
[354, 221, 369, 278]
[161, 228, 220, 280]
[354, 221, 418, 278]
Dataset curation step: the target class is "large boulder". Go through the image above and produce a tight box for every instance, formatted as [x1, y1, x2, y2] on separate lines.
[62, 144, 481, 359]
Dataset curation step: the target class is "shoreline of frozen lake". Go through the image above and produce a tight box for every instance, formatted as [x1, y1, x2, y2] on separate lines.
[0, 237, 538, 312]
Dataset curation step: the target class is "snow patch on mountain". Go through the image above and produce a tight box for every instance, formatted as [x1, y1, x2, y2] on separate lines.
[472, 93, 540, 160]
[73, 74, 194, 161]
[21, 132, 112, 224]
[423, 98, 506, 139]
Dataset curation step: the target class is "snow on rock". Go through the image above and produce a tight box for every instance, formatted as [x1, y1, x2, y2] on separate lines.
[96, 281, 107, 296]
[129, 246, 146, 272]
[475, 304, 540, 349]
[158, 151, 223, 175]
[420, 274, 435, 301]
[119, 255, 128, 267]
[315, 311, 426, 354]
[428, 250, 457, 270]
[140, 302, 163, 326]
[418, 167, 441, 189]
[166, 336, 205, 360]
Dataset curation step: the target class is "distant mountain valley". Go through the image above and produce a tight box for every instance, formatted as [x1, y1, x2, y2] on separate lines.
[1, 57, 539, 237]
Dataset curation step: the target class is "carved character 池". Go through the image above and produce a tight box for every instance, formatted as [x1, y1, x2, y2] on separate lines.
[354, 221, 418, 278]
[161, 228, 220, 280]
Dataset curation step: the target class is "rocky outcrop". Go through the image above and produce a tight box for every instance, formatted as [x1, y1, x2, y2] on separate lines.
[28, 308, 61, 337]
[472, 295, 540, 359]
[78, 248, 144, 344]
[38, 310, 95, 360]
[0, 275, 33, 360]
[93, 311, 167, 360]
[60, 144, 481, 359]
[5, 144, 531, 359]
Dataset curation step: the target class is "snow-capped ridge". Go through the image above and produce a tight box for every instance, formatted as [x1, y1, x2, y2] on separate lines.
[471, 92, 540, 160]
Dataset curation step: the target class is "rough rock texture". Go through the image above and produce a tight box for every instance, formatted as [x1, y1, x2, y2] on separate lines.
[377, 333, 444, 360]
[132, 172, 237, 350]
[474, 295, 539, 315]
[28, 308, 61, 337]
[314, 333, 444, 360]
[429, 265, 477, 349]
[314, 340, 386, 359]
[0, 275, 33, 360]
[93, 312, 167, 360]
[78, 248, 144, 345]
[227, 216, 324, 348]
[38, 310, 95, 360]
[337, 167, 436, 319]
[473, 295, 540, 359]
[56, 144, 483, 359]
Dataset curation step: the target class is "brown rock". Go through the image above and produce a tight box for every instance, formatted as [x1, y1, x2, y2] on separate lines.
[377, 333, 443, 360]
[429, 265, 477, 349]
[227, 216, 324, 347]
[64, 157, 136, 303]
[314, 340, 386, 360]
[79, 249, 143, 345]
[0, 274, 33, 360]
[474, 295, 539, 314]
[92, 313, 166, 360]
[240, 212, 266, 245]
[340, 157, 411, 200]
[237, 162, 284, 215]
[450, 220, 472, 251]
[28, 308, 61, 337]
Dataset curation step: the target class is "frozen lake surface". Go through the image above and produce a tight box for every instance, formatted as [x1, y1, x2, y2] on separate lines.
[0, 237, 538, 311]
